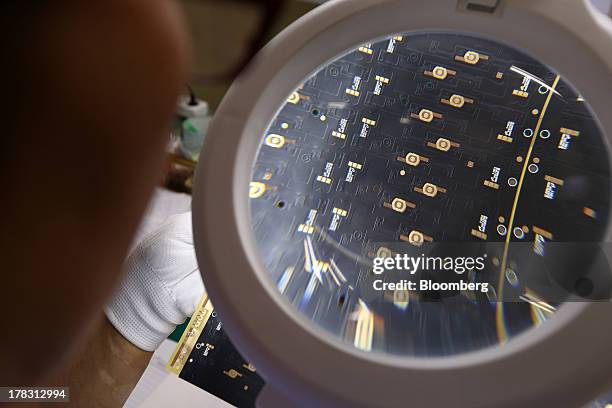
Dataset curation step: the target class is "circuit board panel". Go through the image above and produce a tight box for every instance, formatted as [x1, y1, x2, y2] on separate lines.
[249, 32, 611, 356]
[177, 308, 265, 407]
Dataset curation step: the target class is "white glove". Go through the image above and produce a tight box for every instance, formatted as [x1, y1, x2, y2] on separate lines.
[105, 211, 205, 351]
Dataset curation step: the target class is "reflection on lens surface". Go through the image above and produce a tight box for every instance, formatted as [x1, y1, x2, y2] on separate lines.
[248, 32, 611, 356]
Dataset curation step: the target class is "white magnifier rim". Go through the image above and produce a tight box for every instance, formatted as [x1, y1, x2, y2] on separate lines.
[193, 0, 612, 406]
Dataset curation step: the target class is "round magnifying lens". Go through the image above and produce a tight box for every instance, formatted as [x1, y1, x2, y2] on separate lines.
[248, 31, 611, 357]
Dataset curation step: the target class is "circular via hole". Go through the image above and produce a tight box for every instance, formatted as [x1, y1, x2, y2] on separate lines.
[539, 129, 551, 139]
[528, 164, 539, 174]
[538, 85, 549, 94]
[523, 128, 534, 138]
[508, 178, 518, 187]
[436, 138, 450, 150]
[406, 153, 420, 165]
[276, 201, 286, 209]
[513, 227, 525, 239]
[311, 109, 320, 117]
[497, 225, 507, 236]
[424, 184, 437, 196]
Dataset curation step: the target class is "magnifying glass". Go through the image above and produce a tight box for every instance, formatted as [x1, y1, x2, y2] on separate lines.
[193, 0, 612, 406]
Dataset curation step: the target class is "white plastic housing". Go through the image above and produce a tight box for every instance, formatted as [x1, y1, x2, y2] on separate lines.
[193, 0, 612, 406]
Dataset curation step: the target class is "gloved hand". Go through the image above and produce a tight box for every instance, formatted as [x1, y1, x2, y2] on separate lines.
[105, 212, 204, 351]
